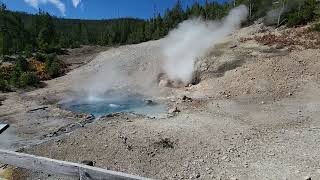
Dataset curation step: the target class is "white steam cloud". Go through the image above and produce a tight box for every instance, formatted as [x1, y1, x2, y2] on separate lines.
[24, 0, 66, 16]
[162, 5, 248, 84]
[70, 5, 248, 100]
[72, 0, 81, 8]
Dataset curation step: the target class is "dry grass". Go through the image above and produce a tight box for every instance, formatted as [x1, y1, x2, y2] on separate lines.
[241, 26, 320, 51]
[29, 59, 49, 80]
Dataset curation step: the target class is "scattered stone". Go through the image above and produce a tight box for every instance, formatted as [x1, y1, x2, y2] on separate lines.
[261, 101, 265, 104]
[195, 173, 201, 178]
[77, 114, 95, 126]
[169, 106, 180, 114]
[221, 156, 228, 160]
[221, 91, 231, 98]
[126, 145, 133, 151]
[288, 92, 293, 96]
[159, 79, 169, 87]
[76, 122, 84, 127]
[229, 44, 238, 49]
[85, 114, 95, 121]
[304, 176, 311, 180]
[181, 95, 193, 102]
[171, 80, 185, 88]
[119, 135, 128, 144]
[104, 113, 120, 118]
[80, 160, 94, 166]
[144, 99, 155, 105]
[267, 152, 275, 156]
[230, 177, 238, 180]
[154, 138, 175, 149]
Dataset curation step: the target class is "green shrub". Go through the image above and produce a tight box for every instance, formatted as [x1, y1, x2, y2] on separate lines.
[3, 56, 15, 62]
[46, 53, 57, 62]
[9, 67, 21, 87]
[71, 41, 81, 49]
[0, 77, 10, 92]
[24, 44, 33, 58]
[16, 56, 29, 72]
[46, 58, 63, 78]
[287, 13, 305, 27]
[313, 23, 320, 32]
[44, 53, 64, 78]
[19, 72, 40, 87]
[34, 53, 46, 62]
[287, 0, 318, 27]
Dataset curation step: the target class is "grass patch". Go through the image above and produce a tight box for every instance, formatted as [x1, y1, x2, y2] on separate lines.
[0, 167, 14, 179]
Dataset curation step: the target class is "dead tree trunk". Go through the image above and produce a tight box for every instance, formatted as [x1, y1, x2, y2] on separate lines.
[277, 0, 286, 26]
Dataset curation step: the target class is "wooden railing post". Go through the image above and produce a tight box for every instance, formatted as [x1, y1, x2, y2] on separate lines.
[0, 149, 149, 180]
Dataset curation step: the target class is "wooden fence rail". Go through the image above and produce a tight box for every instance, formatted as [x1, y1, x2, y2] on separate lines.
[0, 149, 149, 180]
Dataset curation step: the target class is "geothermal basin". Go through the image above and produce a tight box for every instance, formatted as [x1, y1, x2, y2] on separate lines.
[60, 95, 166, 117]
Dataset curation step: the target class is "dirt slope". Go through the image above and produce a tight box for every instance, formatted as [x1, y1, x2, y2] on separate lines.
[1, 22, 320, 180]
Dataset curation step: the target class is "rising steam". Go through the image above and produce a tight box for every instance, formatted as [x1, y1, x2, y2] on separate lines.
[70, 5, 248, 100]
[162, 5, 248, 85]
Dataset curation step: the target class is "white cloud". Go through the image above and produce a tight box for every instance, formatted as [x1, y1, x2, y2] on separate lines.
[72, 0, 81, 8]
[24, 0, 39, 8]
[24, 0, 66, 16]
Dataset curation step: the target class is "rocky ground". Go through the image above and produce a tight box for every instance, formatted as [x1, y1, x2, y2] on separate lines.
[1, 22, 320, 180]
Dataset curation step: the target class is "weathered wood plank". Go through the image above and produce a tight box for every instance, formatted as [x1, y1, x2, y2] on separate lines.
[0, 149, 149, 180]
[27, 106, 49, 113]
[0, 124, 9, 134]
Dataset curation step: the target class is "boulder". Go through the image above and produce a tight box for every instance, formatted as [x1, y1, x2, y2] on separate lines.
[80, 160, 94, 166]
[169, 106, 180, 114]
[159, 79, 169, 87]
[181, 95, 192, 102]
[144, 99, 156, 106]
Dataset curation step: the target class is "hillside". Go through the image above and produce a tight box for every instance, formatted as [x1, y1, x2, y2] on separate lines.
[0, 21, 320, 179]
[1, 0, 320, 179]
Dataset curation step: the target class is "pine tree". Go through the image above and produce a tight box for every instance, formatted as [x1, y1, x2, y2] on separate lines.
[80, 23, 89, 44]
[0, 31, 4, 56]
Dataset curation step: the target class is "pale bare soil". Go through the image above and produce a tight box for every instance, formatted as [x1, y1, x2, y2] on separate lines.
[1, 23, 320, 180]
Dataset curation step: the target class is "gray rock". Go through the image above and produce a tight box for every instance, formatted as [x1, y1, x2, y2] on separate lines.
[195, 173, 201, 178]
[81, 160, 94, 166]
[304, 176, 311, 180]
[85, 114, 95, 121]
[169, 106, 180, 114]
[182, 95, 193, 102]
[144, 99, 156, 106]
[159, 79, 169, 87]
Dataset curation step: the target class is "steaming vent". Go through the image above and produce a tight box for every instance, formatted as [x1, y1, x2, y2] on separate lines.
[160, 5, 248, 87]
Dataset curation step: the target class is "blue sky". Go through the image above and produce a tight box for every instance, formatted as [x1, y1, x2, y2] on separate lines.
[1, 0, 225, 20]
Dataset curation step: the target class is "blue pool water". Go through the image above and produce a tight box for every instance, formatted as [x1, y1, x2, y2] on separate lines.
[60, 96, 166, 117]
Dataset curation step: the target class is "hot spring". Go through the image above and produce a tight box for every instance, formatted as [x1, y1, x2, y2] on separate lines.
[60, 95, 166, 117]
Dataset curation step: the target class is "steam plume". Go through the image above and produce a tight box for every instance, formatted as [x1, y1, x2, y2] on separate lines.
[162, 5, 248, 84]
